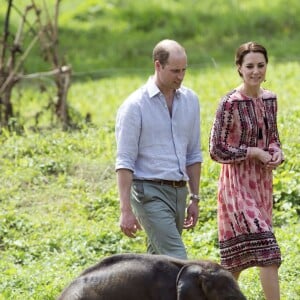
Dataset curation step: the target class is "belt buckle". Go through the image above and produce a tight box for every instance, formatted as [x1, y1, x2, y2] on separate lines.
[172, 181, 180, 188]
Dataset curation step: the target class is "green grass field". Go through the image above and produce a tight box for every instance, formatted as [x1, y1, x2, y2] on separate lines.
[0, 1, 299, 299]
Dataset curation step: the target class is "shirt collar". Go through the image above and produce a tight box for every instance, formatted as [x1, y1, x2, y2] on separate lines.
[146, 76, 182, 99]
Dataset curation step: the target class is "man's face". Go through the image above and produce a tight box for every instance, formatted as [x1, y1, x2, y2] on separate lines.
[156, 52, 187, 91]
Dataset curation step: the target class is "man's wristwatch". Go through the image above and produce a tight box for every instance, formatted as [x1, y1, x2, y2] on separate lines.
[189, 194, 200, 202]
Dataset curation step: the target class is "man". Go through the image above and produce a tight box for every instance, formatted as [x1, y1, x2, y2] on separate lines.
[115, 39, 202, 259]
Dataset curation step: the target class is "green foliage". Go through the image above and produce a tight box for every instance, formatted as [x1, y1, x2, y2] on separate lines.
[0, 64, 299, 300]
[2, 0, 300, 73]
[0, 1, 299, 299]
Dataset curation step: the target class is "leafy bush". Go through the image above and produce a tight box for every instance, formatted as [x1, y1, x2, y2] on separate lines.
[0, 1, 299, 299]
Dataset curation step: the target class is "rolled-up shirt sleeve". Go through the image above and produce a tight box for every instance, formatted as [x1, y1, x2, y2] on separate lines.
[115, 98, 141, 171]
[186, 97, 202, 166]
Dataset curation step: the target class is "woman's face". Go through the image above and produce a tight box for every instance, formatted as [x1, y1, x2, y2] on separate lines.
[238, 52, 267, 88]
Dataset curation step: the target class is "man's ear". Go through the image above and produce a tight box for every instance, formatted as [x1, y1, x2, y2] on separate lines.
[154, 60, 159, 68]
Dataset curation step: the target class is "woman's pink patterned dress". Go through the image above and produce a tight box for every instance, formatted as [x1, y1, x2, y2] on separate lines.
[209, 88, 282, 273]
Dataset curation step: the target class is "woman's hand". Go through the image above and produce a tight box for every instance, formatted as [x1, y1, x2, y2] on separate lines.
[248, 147, 272, 164]
[268, 150, 284, 167]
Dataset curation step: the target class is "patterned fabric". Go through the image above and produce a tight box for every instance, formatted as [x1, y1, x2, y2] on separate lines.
[209, 88, 282, 273]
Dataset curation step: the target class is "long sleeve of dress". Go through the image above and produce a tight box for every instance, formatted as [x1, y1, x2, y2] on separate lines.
[209, 89, 282, 164]
[264, 98, 281, 153]
[209, 93, 248, 164]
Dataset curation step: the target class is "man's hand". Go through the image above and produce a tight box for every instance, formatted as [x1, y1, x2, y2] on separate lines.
[120, 210, 142, 238]
[183, 201, 199, 229]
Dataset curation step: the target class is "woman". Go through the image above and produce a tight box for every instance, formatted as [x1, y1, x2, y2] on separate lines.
[209, 41, 284, 300]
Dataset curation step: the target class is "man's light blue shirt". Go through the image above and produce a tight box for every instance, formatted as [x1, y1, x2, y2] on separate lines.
[115, 77, 203, 181]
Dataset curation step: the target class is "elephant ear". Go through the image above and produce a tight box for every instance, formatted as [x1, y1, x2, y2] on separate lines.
[176, 264, 207, 300]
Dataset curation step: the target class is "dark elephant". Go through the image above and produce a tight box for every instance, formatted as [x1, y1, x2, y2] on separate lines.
[57, 253, 247, 300]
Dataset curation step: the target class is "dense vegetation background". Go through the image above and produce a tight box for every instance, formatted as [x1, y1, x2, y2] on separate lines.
[0, 0, 299, 299]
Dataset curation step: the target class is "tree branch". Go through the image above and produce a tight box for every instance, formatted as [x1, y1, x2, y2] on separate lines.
[0, 0, 13, 69]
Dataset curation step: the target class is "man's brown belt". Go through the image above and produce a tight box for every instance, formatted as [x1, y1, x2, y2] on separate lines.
[134, 179, 186, 188]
